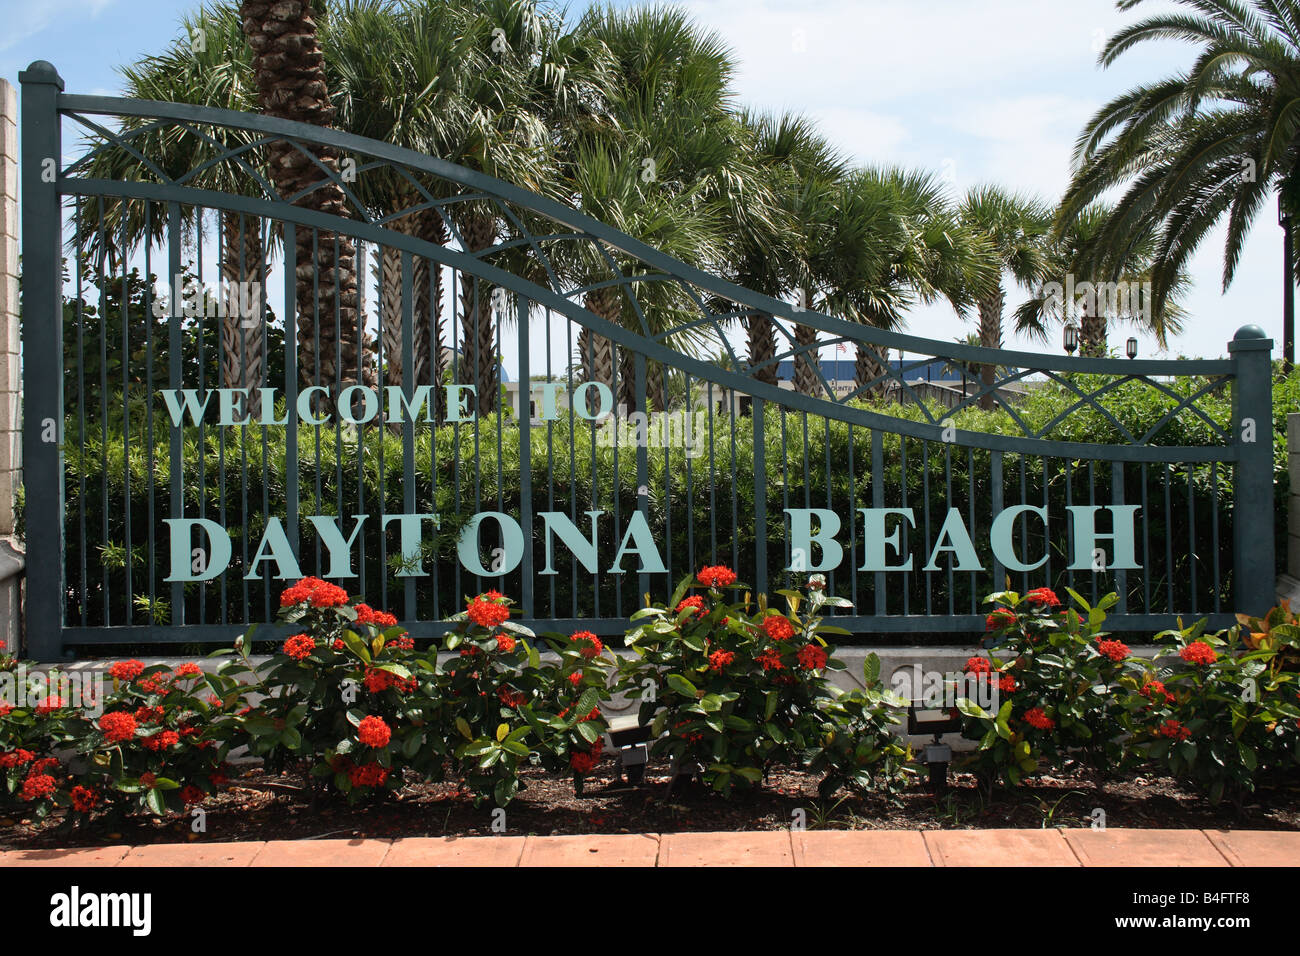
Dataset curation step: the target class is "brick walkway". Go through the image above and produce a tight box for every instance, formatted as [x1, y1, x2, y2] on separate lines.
[1, 828, 1295, 866]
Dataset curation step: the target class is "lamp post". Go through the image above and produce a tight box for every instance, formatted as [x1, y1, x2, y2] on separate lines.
[1063, 322, 1079, 356]
[1126, 336, 1138, 360]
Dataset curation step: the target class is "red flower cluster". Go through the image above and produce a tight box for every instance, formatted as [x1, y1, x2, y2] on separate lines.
[467, 591, 511, 629]
[70, 785, 99, 813]
[998, 674, 1017, 694]
[180, 785, 206, 805]
[1022, 707, 1055, 730]
[1180, 642, 1217, 666]
[283, 633, 316, 661]
[572, 631, 603, 659]
[1156, 719, 1191, 741]
[570, 739, 604, 774]
[498, 685, 526, 708]
[495, 634, 517, 654]
[756, 648, 785, 671]
[280, 576, 349, 608]
[139, 772, 157, 789]
[1140, 680, 1175, 705]
[0, 749, 33, 768]
[985, 608, 1016, 631]
[567, 672, 583, 688]
[108, 660, 145, 682]
[134, 705, 163, 724]
[357, 715, 392, 748]
[20, 772, 56, 801]
[141, 730, 180, 751]
[796, 644, 828, 670]
[33, 696, 65, 716]
[676, 595, 706, 619]
[348, 762, 389, 787]
[697, 565, 737, 588]
[1096, 639, 1130, 662]
[355, 604, 399, 628]
[1024, 588, 1061, 608]
[174, 662, 203, 680]
[965, 656, 992, 675]
[708, 649, 735, 672]
[386, 635, 414, 650]
[762, 615, 795, 642]
[363, 667, 416, 694]
[99, 711, 138, 743]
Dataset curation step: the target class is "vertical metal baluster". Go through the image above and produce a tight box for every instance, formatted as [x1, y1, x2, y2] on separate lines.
[402, 250, 417, 620]
[519, 294, 534, 616]
[1186, 463, 1197, 614]
[1164, 464, 1174, 611]
[167, 202, 184, 626]
[1211, 461, 1221, 613]
[1112, 461, 1127, 614]
[75, 199, 88, 625]
[922, 441, 932, 615]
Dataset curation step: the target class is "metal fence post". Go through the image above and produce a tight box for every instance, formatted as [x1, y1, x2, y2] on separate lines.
[18, 62, 65, 660]
[1229, 324, 1275, 616]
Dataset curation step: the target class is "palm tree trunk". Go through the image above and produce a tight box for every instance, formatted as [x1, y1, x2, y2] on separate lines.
[793, 321, 821, 397]
[746, 312, 779, 388]
[579, 289, 617, 391]
[456, 213, 500, 415]
[977, 284, 1005, 411]
[376, 207, 437, 403]
[220, 212, 265, 418]
[1080, 309, 1108, 358]
[854, 344, 888, 397]
[240, 0, 372, 404]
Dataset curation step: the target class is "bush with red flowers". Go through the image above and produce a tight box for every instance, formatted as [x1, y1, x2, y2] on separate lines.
[234, 578, 441, 805]
[527, 630, 614, 795]
[617, 567, 872, 796]
[0, 656, 88, 820]
[958, 588, 1138, 789]
[440, 591, 553, 807]
[1128, 611, 1300, 806]
[72, 659, 246, 820]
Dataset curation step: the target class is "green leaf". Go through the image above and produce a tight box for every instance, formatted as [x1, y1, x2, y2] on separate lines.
[666, 674, 699, 698]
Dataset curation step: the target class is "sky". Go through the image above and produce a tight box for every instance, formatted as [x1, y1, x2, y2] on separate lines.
[0, 0, 1286, 364]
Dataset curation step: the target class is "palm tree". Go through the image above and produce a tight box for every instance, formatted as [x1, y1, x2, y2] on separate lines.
[959, 186, 1052, 409]
[1060, 0, 1300, 366]
[79, 4, 274, 413]
[846, 167, 992, 395]
[238, 0, 372, 401]
[729, 111, 838, 391]
[562, 4, 743, 412]
[1014, 202, 1189, 355]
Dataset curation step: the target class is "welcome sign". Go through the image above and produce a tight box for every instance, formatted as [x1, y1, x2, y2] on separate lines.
[158, 385, 1143, 586]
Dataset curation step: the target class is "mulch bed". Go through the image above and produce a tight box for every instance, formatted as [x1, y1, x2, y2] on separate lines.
[2, 758, 1298, 849]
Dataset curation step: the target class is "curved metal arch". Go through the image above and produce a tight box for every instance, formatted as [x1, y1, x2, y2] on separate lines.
[57, 92, 1238, 459]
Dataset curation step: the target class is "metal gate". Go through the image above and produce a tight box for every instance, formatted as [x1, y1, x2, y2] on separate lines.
[18, 62, 1275, 659]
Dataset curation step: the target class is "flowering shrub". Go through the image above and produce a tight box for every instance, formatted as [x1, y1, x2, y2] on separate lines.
[235, 578, 441, 804]
[0, 657, 88, 820]
[617, 567, 848, 795]
[1129, 613, 1300, 806]
[73, 660, 246, 819]
[957, 588, 1137, 787]
[440, 591, 550, 806]
[802, 652, 914, 797]
[527, 630, 612, 794]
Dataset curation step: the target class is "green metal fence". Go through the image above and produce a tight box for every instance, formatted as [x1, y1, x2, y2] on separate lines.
[17, 62, 1276, 659]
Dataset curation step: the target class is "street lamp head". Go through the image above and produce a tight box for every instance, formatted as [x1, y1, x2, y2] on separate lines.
[1126, 336, 1138, 359]
[1063, 322, 1079, 355]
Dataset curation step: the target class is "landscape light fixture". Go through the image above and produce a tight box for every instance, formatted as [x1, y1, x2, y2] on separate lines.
[605, 715, 652, 786]
[1126, 336, 1138, 360]
[907, 703, 963, 793]
[1063, 322, 1079, 356]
